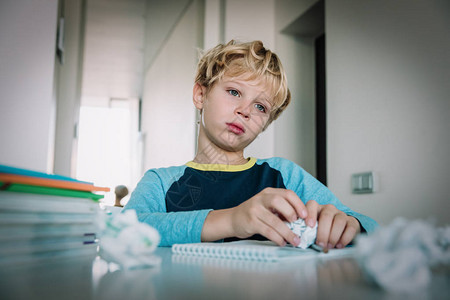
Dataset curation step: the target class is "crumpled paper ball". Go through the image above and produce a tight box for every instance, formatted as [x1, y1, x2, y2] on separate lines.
[98, 209, 161, 269]
[285, 218, 318, 249]
[355, 217, 450, 293]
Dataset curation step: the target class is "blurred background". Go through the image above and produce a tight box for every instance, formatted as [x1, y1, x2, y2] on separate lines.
[0, 0, 449, 224]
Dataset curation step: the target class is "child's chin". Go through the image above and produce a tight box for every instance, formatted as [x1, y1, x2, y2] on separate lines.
[219, 140, 246, 152]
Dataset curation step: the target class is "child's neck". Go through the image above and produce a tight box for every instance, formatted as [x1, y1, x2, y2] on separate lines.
[193, 144, 247, 165]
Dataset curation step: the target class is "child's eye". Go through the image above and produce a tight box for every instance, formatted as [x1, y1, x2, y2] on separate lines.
[255, 104, 266, 113]
[227, 89, 240, 97]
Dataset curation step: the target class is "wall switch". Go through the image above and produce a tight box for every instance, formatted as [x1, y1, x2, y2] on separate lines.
[352, 172, 378, 194]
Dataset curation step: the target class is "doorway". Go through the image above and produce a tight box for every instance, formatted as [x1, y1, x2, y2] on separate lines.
[315, 34, 327, 186]
[76, 99, 142, 206]
[281, 0, 326, 183]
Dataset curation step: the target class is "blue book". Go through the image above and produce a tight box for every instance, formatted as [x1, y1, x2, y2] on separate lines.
[0, 165, 92, 184]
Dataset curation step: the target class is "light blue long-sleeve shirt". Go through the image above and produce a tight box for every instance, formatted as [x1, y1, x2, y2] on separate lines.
[124, 157, 378, 246]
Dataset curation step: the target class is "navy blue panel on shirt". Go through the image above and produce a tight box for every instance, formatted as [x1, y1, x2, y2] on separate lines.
[165, 162, 286, 212]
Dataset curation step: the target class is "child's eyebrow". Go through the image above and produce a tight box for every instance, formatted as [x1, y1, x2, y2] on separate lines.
[253, 90, 273, 105]
[224, 80, 269, 94]
[223, 79, 274, 106]
[259, 97, 274, 109]
[222, 79, 243, 87]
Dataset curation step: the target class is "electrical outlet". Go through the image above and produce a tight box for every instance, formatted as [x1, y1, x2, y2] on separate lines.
[352, 172, 378, 194]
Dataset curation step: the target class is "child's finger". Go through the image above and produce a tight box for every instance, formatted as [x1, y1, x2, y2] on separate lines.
[265, 193, 300, 223]
[327, 213, 347, 248]
[315, 205, 335, 248]
[259, 209, 300, 247]
[280, 189, 308, 219]
[336, 220, 359, 248]
[257, 214, 288, 246]
[305, 200, 319, 228]
[259, 224, 286, 246]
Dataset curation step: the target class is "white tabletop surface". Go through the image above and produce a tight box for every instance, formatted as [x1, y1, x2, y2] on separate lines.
[0, 246, 448, 300]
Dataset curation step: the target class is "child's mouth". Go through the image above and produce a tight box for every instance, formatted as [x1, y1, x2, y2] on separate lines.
[226, 123, 245, 135]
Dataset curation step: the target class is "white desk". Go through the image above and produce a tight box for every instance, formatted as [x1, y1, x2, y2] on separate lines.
[0, 247, 448, 300]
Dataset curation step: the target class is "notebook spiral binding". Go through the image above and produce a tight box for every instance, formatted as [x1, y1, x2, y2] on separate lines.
[172, 243, 279, 262]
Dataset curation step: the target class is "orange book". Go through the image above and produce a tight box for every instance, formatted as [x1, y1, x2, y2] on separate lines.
[0, 174, 110, 193]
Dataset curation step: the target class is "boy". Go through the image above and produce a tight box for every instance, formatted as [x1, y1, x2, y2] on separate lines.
[124, 40, 378, 248]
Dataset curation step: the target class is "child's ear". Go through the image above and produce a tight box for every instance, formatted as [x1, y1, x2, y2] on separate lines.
[193, 83, 206, 110]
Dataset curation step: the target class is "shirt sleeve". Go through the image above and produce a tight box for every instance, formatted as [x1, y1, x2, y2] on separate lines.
[266, 158, 378, 233]
[123, 169, 212, 246]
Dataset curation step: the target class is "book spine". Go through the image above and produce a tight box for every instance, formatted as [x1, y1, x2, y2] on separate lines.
[0, 165, 92, 184]
[0, 191, 95, 203]
[0, 174, 109, 192]
[0, 195, 99, 214]
[0, 224, 97, 240]
[1, 184, 104, 200]
[0, 212, 96, 224]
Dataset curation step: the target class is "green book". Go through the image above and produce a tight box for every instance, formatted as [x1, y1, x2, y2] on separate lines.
[0, 182, 103, 201]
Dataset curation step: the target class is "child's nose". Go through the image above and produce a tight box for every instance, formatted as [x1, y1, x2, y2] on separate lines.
[236, 104, 251, 120]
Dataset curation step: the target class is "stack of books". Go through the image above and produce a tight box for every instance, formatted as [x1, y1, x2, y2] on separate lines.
[0, 165, 109, 265]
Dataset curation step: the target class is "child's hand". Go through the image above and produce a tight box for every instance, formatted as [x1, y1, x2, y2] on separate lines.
[229, 187, 308, 247]
[304, 200, 361, 249]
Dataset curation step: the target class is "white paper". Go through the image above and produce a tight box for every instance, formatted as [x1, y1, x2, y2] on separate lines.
[98, 209, 161, 269]
[355, 218, 450, 293]
[285, 218, 317, 249]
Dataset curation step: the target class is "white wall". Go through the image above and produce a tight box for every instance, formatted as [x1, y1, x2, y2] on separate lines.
[275, 0, 319, 31]
[326, 0, 450, 225]
[203, 0, 223, 49]
[144, 0, 191, 71]
[141, 0, 203, 169]
[0, 0, 59, 172]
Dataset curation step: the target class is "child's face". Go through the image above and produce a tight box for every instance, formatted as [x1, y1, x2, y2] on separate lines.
[196, 75, 273, 152]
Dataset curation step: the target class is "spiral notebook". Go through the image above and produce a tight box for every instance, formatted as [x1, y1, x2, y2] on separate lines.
[172, 240, 354, 262]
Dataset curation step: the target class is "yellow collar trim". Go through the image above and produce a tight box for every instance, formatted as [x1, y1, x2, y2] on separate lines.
[186, 157, 256, 172]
